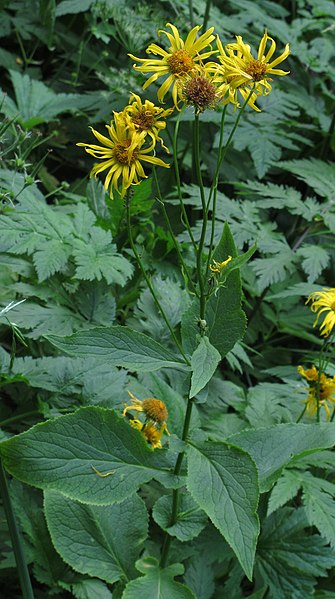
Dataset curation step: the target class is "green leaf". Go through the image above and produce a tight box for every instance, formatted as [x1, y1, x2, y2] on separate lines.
[296, 244, 330, 282]
[255, 508, 335, 599]
[44, 490, 148, 583]
[122, 557, 196, 599]
[183, 556, 215, 599]
[190, 336, 221, 398]
[0, 407, 181, 504]
[46, 326, 189, 372]
[230, 423, 335, 492]
[299, 472, 335, 550]
[267, 470, 302, 516]
[59, 578, 113, 599]
[279, 158, 335, 200]
[187, 440, 259, 580]
[152, 493, 207, 542]
[56, 0, 96, 16]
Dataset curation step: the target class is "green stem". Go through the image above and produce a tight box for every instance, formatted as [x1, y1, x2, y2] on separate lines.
[160, 396, 194, 568]
[0, 461, 35, 599]
[296, 404, 307, 423]
[188, 0, 194, 27]
[203, 0, 212, 30]
[194, 113, 208, 321]
[172, 112, 197, 252]
[0, 411, 40, 427]
[125, 198, 190, 364]
[153, 169, 198, 297]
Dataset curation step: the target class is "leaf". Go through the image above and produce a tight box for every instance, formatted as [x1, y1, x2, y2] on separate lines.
[296, 245, 330, 282]
[59, 578, 113, 599]
[183, 556, 215, 599]
[152, 493, 207, 542]
[299, 472, 335, 550]
[229, 423, 335, 492]
[267, 470, 302, 516]
[187, 440, 259, 580]
[255, 508, 335, 599]
[46, 326, 189, 372]
[0, 407, 181, 504]
[190, 336, 221, 398]
[279, 158, 335, 200]
[56, 0, 96, 16]
[44, 490, 148, 583]
[251, 251, 296, 292]
[122, 558, 196, 599]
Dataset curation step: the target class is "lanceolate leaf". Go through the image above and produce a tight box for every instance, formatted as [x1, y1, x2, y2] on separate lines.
[0, 407, 181, 504]
[190, 336, 221, 398]
[230, 423, 335, 492]
[44, 490, 148, 584]
[187, 440, 259, 580]
[46, 326, 189, 372]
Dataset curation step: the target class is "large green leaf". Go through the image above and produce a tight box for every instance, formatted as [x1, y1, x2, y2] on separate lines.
[0, 407, 181, 504]
[122, 558, 196, 599]
[189, 336, 221, 398]
[44, 490, 148, 583]
[152, 493, 207, 542]
[187, 440, 259, 580]
[46, 326, 189, 372]
[230, 423, 335, 492]
[181, 223, 246, 359]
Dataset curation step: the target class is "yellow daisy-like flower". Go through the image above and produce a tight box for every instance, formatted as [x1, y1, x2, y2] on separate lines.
[123, 93, 173, 151]
[209, 255, 232, 274]
[129, 23, 216, 108]
[306, 288, 335, 338]
[298, 365, 335, 419]
[211, 32, 290, 111]
[180, 64, 220, 113]
[77, 112, 169, 198]
[130, 419, 164, 449]
[123, 390, 169, 432]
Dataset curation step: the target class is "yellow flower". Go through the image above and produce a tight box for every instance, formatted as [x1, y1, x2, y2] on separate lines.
[211, 32, 290, 111]
[209, 255, 232, 274]
[306, 288, 335, 338]
[130, 419, 164, 449]
[181, 64, 219, 113]
[123, 93, 173, 151]
[77, 112, 169, 198]
[129, 23, 216, 108]
[298, 365, 335, 419]
[123, 390, 169, 430]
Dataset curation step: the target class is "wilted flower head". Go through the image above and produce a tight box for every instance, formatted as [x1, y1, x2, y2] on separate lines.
[306, 288, 335, 338]
[123, 94, 173, 151]
[123, 391, 169, 447]
[209, 255, 232, 274]
[129, 23, 216, 108]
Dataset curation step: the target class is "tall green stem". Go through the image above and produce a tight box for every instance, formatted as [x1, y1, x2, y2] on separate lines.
[194, 113, 209, 321]
[188, 0, 194, 27]
[160, 395, 194, 568]
[125, 198, 190, 364]
[0, 461, 35, 599]
[203, 0, 212, 30]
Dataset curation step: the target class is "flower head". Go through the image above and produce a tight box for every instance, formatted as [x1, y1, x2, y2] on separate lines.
[123, 390, 170, 445]
[129, 23, 216, 108]
[306, 288, 335, 338]
[298, 365, 335, 419]
[130, 419, 164, 449]
[77, 112, 169, 198]
[209, 255, 232, 274]
[181, 64, 219, 113]
[211, 32, 290, 111]
[123, 94, 173, 151]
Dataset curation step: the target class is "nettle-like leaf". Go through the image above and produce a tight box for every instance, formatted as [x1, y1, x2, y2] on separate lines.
[296, 244, 330, 282]
[152, 493, 207, 542]
[122, 558, 196, 599]
[230, 423, 335, 492]
[0, 407, 181, 504]
[187, 440, 259, 580]
[255, 508, 335, 599]
[189, 336, 221, 398]
[269, 469, 335, 550]
[46, 325, 189, 372]
[279, 158, 335, 200]
[251, 250, 297, 292]
[44, 490, 148, 584]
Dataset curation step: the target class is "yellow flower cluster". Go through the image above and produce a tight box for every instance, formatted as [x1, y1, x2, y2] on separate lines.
[122, 391, 169, 449]
[306, 287, 335, 338]
[130, 23, 290, 112]
[298, 365, 335, 419]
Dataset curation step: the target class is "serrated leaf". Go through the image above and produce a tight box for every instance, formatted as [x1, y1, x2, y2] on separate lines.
[252, 251, 296, 292]
[267, 470, 302, 515]
[190, 336, 221, 398]
[46, 326, 189, 372]
[122, 558, 196, 599]
[44, 490, 148, 583]
[183, 556, 215, 599]
[152, 493, 207, 542]
[59, 578, 113, 599]
[255, 508, 335, 599]
[299, 472, 335, 550]
[187, 440, 259, 580]
[0, 407, 181, 504]
[230, 423, 335, 492]
[279, 158, 335, 200]
[296, 245, 329, 282]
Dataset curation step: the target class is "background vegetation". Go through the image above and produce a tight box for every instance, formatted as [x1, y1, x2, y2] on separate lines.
[0, 0, 335, 597]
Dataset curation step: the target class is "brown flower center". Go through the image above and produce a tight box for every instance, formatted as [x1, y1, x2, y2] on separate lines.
[167, 49, 194, 75]
[184, 76, 217, 111]
[245, 59, 267, 81]
[142, 398, 168, 423]
[112, 140, 138, 165]
[131, 110, 156, 131]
